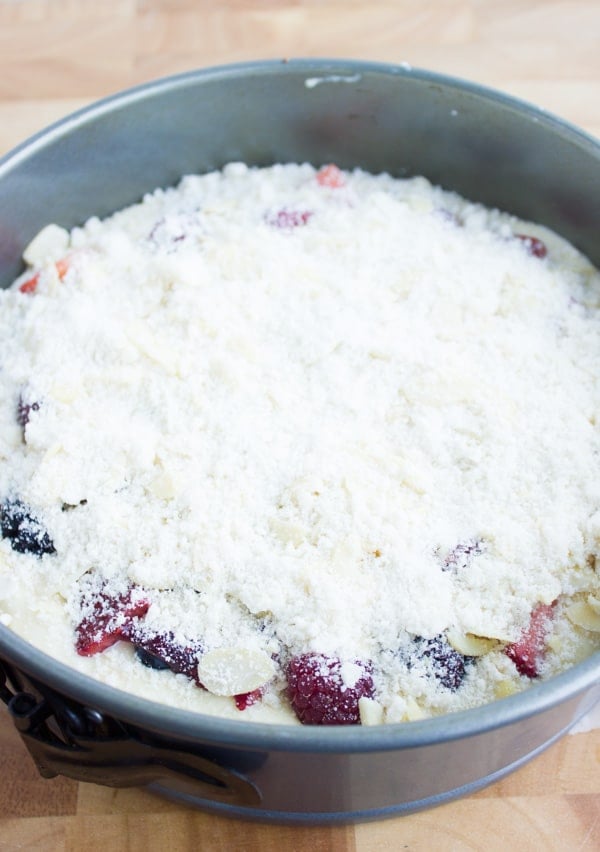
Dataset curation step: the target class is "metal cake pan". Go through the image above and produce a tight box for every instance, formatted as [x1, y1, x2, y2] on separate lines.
[0, 59, 599, 823]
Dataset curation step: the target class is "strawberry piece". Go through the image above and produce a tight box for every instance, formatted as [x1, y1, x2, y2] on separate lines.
[19, 257, 70, 294]
[19, 272, 40, 294]
[234, 686, 265, 711]
[316, 164, 345, 188]
[55, 257, 70, 278]
[505, 602, 555, 678]
[75, 586, 150, 656]
[266, 209, 313, 229]
[515, 234, 548, 259]
[286, 653, 374, 725]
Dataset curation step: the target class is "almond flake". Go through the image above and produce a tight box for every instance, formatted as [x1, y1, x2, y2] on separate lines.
[566, 601, 600, 633]
[197, 647, 275, 696]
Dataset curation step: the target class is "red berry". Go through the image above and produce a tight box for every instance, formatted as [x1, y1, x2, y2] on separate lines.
[18, 258, 70, 294]
[316, 164, 345, 188]
[234, 686, 265, 711]
[505, 602, 555, 678]
[75, 585, 150, 656]
[19, 272, 40, 294]
[515, 234, 548, 259]
[266, 209, 313, 229]
[286, 653, 374, 725]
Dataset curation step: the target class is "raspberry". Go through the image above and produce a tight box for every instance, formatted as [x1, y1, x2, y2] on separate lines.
[75, 585, 150, 656]
[316, 164, 345, 188]
[515, 234, 548, 258]
[286, 653, 374, 725]
[129, 628, 204, 685]
[266, 209, 313, 229]
[415, 635, 468, 691]
[0, 499, 56, 557]
[506, 602, 555, 678]
[234, 686, 264, 711]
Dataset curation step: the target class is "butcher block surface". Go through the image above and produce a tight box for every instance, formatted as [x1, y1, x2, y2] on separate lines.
[0, 1, 599, 849]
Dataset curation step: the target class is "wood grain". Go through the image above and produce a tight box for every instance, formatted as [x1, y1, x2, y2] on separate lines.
[0, 0, 599, 848]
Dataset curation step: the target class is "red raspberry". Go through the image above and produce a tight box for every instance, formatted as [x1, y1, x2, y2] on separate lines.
[234, 686, 265, 711]
[316, 164, 345, 188]
[515, 234, 548, 259]
[286, 653, 374, 725]
[505, 602, 556, 678]
[75, 585, 150, 656]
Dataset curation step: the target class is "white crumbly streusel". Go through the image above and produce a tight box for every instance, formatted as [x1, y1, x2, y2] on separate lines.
[0, 162, 599, 725]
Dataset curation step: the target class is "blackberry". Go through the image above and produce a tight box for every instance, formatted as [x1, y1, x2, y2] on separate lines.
[16, 396, 40, 433]
[0, 499, 56, 556]
[415, 635, 468, 691]
[135, 645, 171, 670]
[129, 628, 204, 685]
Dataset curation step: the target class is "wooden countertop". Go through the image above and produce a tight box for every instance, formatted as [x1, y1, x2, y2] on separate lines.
[0, 1, 599, 848]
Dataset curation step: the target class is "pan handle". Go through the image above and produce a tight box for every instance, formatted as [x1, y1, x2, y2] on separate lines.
[0, 659, 262, 806]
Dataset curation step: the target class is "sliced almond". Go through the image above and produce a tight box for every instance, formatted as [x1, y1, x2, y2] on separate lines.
[495, 680, 518, 699]
[23, 224, 69, 266]
[358, 696, 384, 726]
[196, 647, 275, 696]
[446, 630, 499, 657]
[403, 696, 426, 722]
[566, 601, 600, 633]
[587, 594, 600, 614]
[147, 470, 178, 500]
[546, 634, 563, 654]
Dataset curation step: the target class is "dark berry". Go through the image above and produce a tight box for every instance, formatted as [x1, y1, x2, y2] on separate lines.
[442, 539, 483, 573]
[129, 628, 204, 685]
[75, 585, 150, 656]
[515, 234, 548, 258]
[16, 396, 40, 433]
[286, 653, 374, 725]
[415, 635, 468, 691]
[135, 645, 171, 670]
[266, 209, 313, 229]
[505, 602, 555, 678]
[0, 499, 55, 556]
